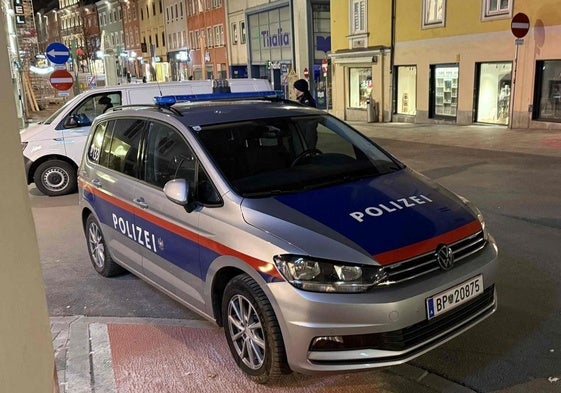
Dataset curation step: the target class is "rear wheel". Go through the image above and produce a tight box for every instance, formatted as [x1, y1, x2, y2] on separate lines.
[33, 159, 77, 196]
[85, 214, 124, 277]
[222, 274, 290, 384]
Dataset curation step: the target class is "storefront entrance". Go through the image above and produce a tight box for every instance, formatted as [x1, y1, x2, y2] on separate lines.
[475, 62, 512, 125]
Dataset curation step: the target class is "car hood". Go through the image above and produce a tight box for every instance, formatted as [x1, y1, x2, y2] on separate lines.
[240, 168, 481, 266]
[20, 122, 51, 142]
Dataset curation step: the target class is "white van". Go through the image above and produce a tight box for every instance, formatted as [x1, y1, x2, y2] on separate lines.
[20, 79, 271, 196]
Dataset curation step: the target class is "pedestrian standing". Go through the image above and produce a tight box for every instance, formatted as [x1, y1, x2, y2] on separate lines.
[293, 79, 316, 107]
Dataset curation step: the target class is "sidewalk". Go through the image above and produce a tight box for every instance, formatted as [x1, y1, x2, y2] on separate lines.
[51, 316, 471, 393]
[351, 122, 561, 158]
[49, 121, 561, 393]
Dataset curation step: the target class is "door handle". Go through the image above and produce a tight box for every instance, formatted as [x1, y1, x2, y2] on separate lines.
[133, 197, 149, 209]
[91, 178, 102, 188]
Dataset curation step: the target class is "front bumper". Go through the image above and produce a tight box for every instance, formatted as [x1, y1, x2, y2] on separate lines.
[268, 238, 498, 374]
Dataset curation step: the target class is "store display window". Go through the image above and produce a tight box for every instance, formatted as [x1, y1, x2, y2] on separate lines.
[349, 67, 372, 108]
[431, 64, 458, 118]
[476, 62, 512, 125]
[534, 60, 561, 122]
[396, 66, 417, 115]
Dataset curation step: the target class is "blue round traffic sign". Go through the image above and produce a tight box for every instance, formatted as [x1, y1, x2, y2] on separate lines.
[46, 42, 70, 64]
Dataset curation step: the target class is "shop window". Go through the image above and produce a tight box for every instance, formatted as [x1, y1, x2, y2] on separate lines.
[349, 68, 372, 109]
[534, 60, 561, 122]
[396, 66, 417, 115]
[423, 0, 445, 28]
[431, 64, 458, 119]
[476, 62, 512, 125]
[482, 0, 511, 20]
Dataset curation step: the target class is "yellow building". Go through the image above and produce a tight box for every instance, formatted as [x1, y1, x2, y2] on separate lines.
[329, 0, 561, 129]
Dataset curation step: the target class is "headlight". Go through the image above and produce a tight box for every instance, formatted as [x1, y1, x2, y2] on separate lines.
[458, 195, 488, 240]
[21, 141, 28, 151]
[273, 255, 388, 293]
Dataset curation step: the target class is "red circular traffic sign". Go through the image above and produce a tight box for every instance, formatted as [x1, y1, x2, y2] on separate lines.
[50, 69, 74, 91]
[511, 13, 530, 38]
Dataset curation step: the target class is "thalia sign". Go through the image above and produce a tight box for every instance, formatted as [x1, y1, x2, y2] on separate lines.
[261, 28, 290, 48]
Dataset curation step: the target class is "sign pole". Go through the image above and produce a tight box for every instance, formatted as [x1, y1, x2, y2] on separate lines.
[509, 40, 521, 129]
[509, 13, 530, 129]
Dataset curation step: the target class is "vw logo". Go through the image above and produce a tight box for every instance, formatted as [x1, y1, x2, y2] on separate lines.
[436, 245, 455, 271]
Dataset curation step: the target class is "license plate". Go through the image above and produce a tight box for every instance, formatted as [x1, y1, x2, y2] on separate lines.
[426, 275, 483, 320]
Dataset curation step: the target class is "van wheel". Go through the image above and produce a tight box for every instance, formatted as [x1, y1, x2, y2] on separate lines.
[85, 214, 124, 277]
[222, 274, 290, 384]
[34, 160, 77, 196]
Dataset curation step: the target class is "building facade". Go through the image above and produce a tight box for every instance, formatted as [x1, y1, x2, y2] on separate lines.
[120, 0, 141, 79]
[164, 0, 189, 80]
[224, 0, 330, 102]
[186, 0, 227, 80]
[138, 0, 168, 81]
[329, 0, 561, 130]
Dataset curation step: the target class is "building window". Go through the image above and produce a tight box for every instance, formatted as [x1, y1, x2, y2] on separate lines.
[350, 0, 366, 34]
[482, 0, 511, 19]
[207, 27, 213, 47]
[215, 24, 223, 46]
[232, 22, 238, 44]
[240, 21, 246, 44]
[423, 0, 445, 28]
[534, 60, 561, 123]
[349, 67, 372, 109]
[395, 66, 417, 116]
[431, 64, 458, 119]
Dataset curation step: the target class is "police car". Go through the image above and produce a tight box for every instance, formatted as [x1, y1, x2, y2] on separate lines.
[78, 80, 498, 384]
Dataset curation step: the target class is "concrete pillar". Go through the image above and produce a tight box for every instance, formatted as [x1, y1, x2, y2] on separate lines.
[0, 25, 57, 393]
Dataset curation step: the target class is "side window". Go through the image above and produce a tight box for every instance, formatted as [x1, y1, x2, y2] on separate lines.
[105, 119, 146, 177]
[142, 121, 195, 188]
[87, 121, 108, 163]
[68, 93, 122, 127]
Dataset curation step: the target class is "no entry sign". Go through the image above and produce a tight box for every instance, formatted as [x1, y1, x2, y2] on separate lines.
[50, 69, 74, 91]
[511, 13, 530, 38]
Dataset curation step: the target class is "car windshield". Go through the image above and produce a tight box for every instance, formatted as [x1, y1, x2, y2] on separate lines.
[194, 114, 403, 197]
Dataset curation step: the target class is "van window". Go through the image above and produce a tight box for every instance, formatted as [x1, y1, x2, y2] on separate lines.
[67, 93, 122, 127]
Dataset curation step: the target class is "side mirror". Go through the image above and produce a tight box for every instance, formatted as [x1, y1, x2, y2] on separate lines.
[163, 178, 199, 213]
[63, 115, 79, 128]
[64, 114, 91, 128]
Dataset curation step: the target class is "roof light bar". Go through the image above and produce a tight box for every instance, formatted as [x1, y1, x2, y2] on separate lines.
[154, 91, 279, 107]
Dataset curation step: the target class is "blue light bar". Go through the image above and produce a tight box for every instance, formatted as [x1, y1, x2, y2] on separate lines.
[154, 91, 279, 106]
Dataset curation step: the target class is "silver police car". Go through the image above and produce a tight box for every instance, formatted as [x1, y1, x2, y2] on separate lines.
[78, 80, 498, 384]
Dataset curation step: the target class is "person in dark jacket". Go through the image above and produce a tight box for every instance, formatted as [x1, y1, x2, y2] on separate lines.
[293, 79, 316, 107]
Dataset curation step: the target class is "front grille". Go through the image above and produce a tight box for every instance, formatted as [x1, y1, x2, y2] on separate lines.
[310, 285, 495, 361]
[380, 230, 487, 286]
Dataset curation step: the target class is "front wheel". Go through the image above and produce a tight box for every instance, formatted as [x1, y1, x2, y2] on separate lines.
[85, 214, 125, 277]
[33, 159, 77, 196]
[222, 274, 290, 384]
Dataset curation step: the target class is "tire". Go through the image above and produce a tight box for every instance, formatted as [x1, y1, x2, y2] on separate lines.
[222, 274, 290, 384]
[85, 214, 125, 277]
[33, 159, 77, 196]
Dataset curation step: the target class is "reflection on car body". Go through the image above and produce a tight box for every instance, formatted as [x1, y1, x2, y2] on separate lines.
[78, 80, 498, 384]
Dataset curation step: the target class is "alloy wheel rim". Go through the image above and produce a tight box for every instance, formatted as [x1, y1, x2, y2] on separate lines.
[88, 222, 105, 269]
[227, 294, 266, 370]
